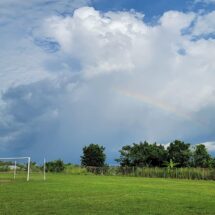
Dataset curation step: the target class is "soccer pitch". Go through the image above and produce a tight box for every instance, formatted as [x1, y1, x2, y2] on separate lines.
[1, 174, 215, 215]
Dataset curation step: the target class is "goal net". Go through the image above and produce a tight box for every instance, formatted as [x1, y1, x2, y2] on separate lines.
[0, 157, 31, 182]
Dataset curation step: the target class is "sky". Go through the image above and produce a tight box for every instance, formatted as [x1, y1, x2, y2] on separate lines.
[0, 0, 215, 164]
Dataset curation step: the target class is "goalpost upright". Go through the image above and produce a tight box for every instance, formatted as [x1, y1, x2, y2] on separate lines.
[43, 158, 46, 181]
[0, 157, 31, 181]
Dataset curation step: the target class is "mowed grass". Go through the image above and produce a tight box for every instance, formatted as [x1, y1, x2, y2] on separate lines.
[0, 174, 215, 215]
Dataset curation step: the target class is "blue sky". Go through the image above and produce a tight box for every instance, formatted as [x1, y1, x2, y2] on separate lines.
[93, 0, 189, 14]
[92, 0, 215, 20]
[0, 0, 215, 163]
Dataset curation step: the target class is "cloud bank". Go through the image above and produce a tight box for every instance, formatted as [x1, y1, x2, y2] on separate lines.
[0, 4, 215, 162]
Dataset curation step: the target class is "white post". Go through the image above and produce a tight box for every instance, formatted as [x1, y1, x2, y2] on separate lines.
[14, 161, 16, 180]
[43, 158, 46, 181]
[27, 157, 30, 181]
[0, 157, 31, 181]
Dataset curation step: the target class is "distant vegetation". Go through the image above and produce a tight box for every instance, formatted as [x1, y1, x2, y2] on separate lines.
[116, 140, 215, 168]
[0, 161, 27, 172]
[1, 140, 215, 180]
[77, 140, 215, 180]
[45, 160, 65, 172]
[81, 143, 106, 167]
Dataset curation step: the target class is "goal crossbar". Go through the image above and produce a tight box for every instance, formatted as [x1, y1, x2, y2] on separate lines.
[0, 157, 30, 160]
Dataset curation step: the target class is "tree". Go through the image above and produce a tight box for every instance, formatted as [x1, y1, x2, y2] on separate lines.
[208, 158, 215, 168]
[129, 142, 150, 167]
[167, 140, 191, 167]
[45, 159, 65, 172]
[193, 144, 210, 168]
[163, 159, 179, 173]
[81, 144, 106, 167]
[115, 145, 132, 167]
[116, 141, 167, 167]
[147, 143, 167, 167]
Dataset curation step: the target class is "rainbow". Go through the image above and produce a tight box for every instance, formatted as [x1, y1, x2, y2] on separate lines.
[116, 87, 192, 121]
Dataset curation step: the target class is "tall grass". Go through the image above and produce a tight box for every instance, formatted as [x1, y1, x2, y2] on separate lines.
[1, 164, 215, 180]
[84, 166, 215, 180]
[64, 164, 89, 175]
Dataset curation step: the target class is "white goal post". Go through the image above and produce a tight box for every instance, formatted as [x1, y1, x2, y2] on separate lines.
[0, 157, 31, 181]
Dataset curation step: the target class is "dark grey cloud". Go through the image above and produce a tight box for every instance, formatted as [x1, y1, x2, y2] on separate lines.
[0, 79, 66, 157]
[1, 73, 215, 162]
[1, 4, 215, 163]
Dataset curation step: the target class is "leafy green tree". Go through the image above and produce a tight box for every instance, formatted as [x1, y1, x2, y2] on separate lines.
[163, 159, 179, 173]
[81, 143, 106, 167]
[130, 142, 150, 167]
[116, 140, 214, 169]
[163, 159, 178, 168]
[193, 144, 211, 168]
[116, 141, 167, 167]
[167, 140, 191, 167]
[208, 158, 215, 168]
[46, 159, 65, 172]
[115, 145, 132, 166]
[148, 143, 167, 166]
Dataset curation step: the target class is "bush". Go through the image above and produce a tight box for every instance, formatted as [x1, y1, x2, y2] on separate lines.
[45, 160, 65, 173]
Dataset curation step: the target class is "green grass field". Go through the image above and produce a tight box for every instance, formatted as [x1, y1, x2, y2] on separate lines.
[1, 174, 215, 215]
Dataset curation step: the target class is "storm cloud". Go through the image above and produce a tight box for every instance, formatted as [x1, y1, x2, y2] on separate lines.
[0, 3, 215, 163]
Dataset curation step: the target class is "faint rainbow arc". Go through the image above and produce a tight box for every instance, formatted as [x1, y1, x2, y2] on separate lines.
[116, 88, 192, 121]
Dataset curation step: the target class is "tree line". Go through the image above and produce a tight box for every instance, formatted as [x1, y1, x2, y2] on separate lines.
[23, 139, 215, 173]
[81, 140, 215, 168]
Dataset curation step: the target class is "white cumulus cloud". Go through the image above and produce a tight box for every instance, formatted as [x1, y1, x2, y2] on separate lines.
[1, 5, 215, 161]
